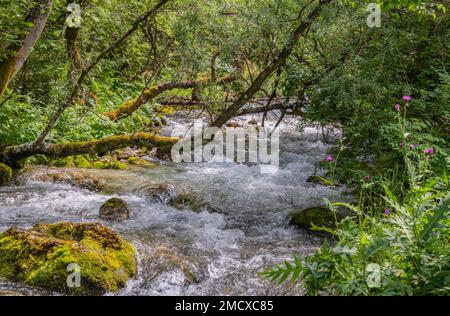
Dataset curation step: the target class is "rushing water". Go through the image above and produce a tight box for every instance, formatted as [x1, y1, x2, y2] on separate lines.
[0, 113, 347, 296]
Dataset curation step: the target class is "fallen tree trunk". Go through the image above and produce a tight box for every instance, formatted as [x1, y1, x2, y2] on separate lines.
[1, 133, 178, 167]
[105, 76, 235, 121]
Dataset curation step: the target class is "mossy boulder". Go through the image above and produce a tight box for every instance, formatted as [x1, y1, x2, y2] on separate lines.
[171, 192, 210, 213]
[289, 207, 338, 231]
[127, 156, 156, 168]
[99, 198, 132, 222]
[0, 222, 137, 294]
[91, 161, 128, 170]
[53, 157, 76, 168]
[73, 156, 92, 168]
[0, 163, 13, 186]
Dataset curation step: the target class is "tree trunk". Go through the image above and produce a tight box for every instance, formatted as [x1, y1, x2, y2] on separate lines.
[104, 76, 234, 121]
[0, 0, 53, 99]
[212, 0, 332, 127]
[1, 133, 178, 167]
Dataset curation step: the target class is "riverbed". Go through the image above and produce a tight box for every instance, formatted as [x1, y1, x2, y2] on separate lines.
[0, 114, 345, 296]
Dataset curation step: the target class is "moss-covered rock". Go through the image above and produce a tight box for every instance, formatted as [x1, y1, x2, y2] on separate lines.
[73, 156, 92, 168]
[52, 157, 75, 168]
[171, 192, 209, 213]
[99, 198, 132, 222]
[289, 207, 338, 231]
[91, 160, 128, 170]
[0, 163, 13, 186]
[127, 156, 156, 168]
[0, 222, 137, 294]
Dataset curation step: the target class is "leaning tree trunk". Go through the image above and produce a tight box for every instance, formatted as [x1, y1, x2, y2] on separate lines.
[0, 0, 53, 99]
[212, 0, 333, 127]
[0, 133, 178, 168]
[104, 76, 235, 121]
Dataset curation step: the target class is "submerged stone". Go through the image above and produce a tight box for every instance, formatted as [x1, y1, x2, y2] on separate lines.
[0, 163, 13, 186]
[99, 198, 132, 222]
[171, 192, 210, 213]
[0, 222, 137, 294]
[145, 183, 177, 205]
[144, 246, 201, 285]
[33, 170, 105, 191]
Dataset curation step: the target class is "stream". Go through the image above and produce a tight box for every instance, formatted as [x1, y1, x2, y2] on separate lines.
[0, 113, 346, 296]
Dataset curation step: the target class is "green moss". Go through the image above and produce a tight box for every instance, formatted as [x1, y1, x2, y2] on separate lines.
[73, 155, 92, 168]
[91, 160, 128, 170]
[108, 161, 128, 170]
[92, 161, 107, 169]
[0, 163, 12, 186]
[289, 207, 337, 231]
[53, 157, 75, 168]
[171, 193, 208, 213]
[0, 222, 137, 294]
[127, 156, 156, 168]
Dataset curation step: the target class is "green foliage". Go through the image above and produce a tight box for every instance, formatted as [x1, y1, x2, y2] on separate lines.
[265, 130, 450, 295]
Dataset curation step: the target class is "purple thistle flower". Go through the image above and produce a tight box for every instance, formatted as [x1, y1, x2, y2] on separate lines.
[399, 142, 404, 148]
[325, 155, 334, 162]
[402, 95, 412, 102]
[363, 175, 371, 182]
[424, 148, 434, 155]
[394, 104, 401, 111]
[384, 208, 390, 216]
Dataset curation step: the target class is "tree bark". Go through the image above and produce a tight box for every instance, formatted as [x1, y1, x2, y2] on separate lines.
[0, 0, 53, 100]
[1, 133, 178, 166]
[212, 0, 332, 127]
[104, 76, 235, 121]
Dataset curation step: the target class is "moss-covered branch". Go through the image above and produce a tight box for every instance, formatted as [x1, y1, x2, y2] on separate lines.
[105, 76, 234, 121]
[1, 133, 178, 166]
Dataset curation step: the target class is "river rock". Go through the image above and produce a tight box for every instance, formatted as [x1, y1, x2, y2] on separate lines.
[0, 222, 137, 294]
[146, 183, 177, 205]
[116, 147, 140, 160]
[127, 156, 156, 168]
[0, 290, 24, 296]
[289, 207, 338, 231]
[34, 170, 106, 191]
[171, 192, 213, 213]
[0, 163, 13, 186]
[99, 198, 132, 222]
[145, 246, 200, 285]
[226, 121, 244, 128]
